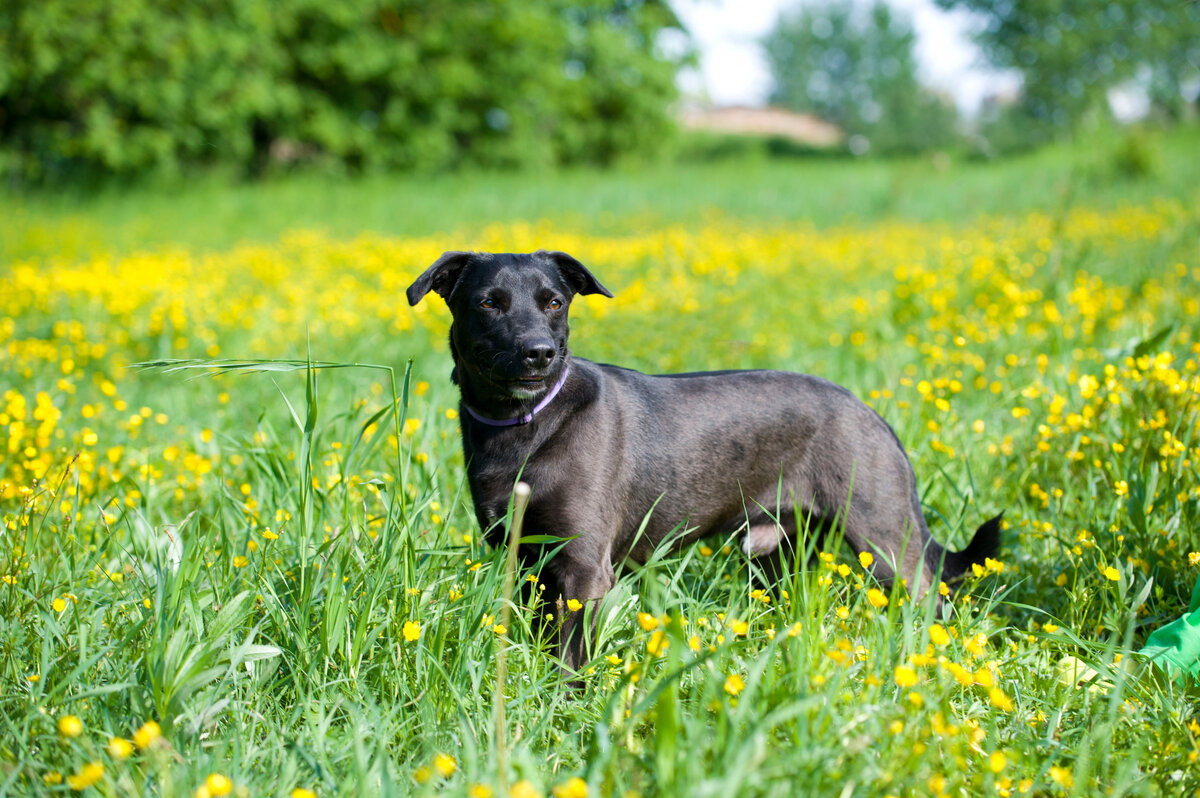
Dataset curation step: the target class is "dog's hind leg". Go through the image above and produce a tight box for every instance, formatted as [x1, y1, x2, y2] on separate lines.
[844, 514, 933, 601]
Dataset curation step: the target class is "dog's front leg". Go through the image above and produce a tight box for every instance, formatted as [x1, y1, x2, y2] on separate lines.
[542, 544, 616, 676]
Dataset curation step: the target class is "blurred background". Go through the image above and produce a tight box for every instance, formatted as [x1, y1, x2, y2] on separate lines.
[1, 0, 1197, 185]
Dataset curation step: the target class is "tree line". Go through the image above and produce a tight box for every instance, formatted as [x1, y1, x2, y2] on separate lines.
[1, 0, 1197, 180]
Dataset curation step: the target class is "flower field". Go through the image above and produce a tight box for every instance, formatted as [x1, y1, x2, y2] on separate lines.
[3, 181, 1200, 796]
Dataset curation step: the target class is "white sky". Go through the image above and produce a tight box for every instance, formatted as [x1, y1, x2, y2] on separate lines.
[670, 0, 1020, 114]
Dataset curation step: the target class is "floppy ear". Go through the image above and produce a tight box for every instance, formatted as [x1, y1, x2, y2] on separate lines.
[407, 251, 474, 306]
[538, 250, 614, 298]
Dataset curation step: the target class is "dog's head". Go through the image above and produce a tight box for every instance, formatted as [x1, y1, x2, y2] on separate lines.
[407, 250, 612, 402]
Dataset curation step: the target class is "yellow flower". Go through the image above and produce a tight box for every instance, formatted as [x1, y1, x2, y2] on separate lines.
[493, 624, 507, 635]
[1103, 566, 1120, 582]
[509, 779, 542, 798]
[858, 551, 874, 568]
[52, 597, 67, 612]
[894, 665, 919, 687]
[205, 774, 233, 797]
[232, 555, 249, 568]
[964, 633, 987, 658]
[867, 588, 889, 608]
[1113, 480, 1129, 497]
[133, 720, 161, 749]
[1049, 766, 1073, 788]
[433, 753, 457, 778]
[552, 777, 588, 798]
[646, 629, 668, 656]
[414, 766, 433, 784]
[58, 714, 84, 738]
[989, 687, 1014, 712]
[566, 599, 583, 612]
[928, 624, 950, 647]
[403, 620, 420, 642]
[728, 619, 749, 636]
[292, 789, 317, 798]
[469, 785, 494, 798]
[724, 673, 745, 696]
[67, 761, 104, 790]
[44, 771, 63, 785]
[108, 737, 134, 759]
[637, 612, 659, 631]
[989, 751, 1007, 773]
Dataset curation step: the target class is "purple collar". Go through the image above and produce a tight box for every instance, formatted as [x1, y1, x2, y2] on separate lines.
[463, 366, 570, 427]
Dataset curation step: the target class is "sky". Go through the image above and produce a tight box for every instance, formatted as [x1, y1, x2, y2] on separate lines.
[669, 0, 1021, 114]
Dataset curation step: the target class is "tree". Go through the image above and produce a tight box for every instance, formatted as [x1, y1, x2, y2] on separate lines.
[0, 0, 688, 181]
[764, 1, 959, 155]
[934, 0, 1200, 130]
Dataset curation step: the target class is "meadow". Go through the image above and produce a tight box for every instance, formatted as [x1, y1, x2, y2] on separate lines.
[3, 129, 1200, 797]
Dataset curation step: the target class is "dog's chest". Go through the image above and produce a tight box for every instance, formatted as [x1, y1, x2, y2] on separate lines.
[462, 426, 547, 521]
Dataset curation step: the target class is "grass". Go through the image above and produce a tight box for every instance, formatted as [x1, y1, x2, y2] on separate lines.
[3, 124, 1199, 261]
[2, 127, 1200, 797]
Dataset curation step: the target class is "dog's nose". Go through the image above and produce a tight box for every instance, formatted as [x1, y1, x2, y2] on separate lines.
[523, 339, 556, 369]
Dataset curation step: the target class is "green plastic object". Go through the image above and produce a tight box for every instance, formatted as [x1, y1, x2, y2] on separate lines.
[1139, 575, 1200, 681]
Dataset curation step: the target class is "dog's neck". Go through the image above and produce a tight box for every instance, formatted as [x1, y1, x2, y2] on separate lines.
[462, 366, 571, 427]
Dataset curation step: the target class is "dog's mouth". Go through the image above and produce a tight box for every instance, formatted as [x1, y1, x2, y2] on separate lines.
[508, 375, 549, 396]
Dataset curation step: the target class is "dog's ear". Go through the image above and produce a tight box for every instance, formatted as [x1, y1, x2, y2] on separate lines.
[407, 251, 474, 306]
[539, 250, 614, 298]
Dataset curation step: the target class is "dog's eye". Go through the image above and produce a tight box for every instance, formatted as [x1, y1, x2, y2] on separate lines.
[547, 298, 563, 310]
[479, 298, 497, 310]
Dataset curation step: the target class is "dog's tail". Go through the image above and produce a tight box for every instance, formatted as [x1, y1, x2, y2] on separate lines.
[940, 512, 1004, 584]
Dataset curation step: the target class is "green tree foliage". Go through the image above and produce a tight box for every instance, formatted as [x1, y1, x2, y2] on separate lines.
[0, 0, 686, 180]
[935, 0, 1200, 128]
[763, 1, 959, 155]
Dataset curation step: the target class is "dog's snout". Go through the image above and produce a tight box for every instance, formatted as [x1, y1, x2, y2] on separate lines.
[523, 339, 556, 369]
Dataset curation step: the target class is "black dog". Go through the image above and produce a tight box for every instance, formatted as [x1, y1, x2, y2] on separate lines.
[408, 250, 1000, 671]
